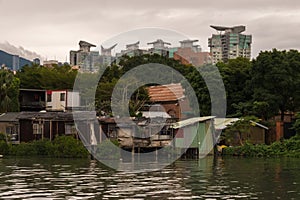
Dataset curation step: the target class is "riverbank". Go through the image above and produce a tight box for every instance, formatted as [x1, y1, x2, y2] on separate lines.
[0, 135, 89, 158]
[1, 133, 300, 159]
[222, 135, 300, 157]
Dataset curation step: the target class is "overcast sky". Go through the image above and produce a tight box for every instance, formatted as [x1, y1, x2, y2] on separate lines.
[1, 0, 300, 62]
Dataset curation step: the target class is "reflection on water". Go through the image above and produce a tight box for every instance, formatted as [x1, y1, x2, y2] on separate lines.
[0, 156, 299, 199]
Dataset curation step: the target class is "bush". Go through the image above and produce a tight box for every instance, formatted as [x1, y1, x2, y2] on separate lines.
[2, 135, 88, 158]
[10, 142, 37, 156]
[223, 135, 300, 157]
[0, 140, 10, 155]
[0, 132, 7, 141]
[52, 135, 89, 158]
[32, 139, 54, 156]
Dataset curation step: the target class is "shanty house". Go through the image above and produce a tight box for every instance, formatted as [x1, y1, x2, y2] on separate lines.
[215, 118, 269, 145]
[19, 89, 46, 111]
[147, 83, 192, 119]
[0, 112, 20, 144]
[46, 90, 80, 112]
[172, 116, 215, 157]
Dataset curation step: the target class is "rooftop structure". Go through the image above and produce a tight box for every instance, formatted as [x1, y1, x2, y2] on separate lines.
[179, 39, 201, 52]
[208, 25, 252, 64]
[147, 39, 171, 49]
[210, 25, 246, 34]
[101, 44, 117, 56]
[79, 40, 96, 52]
[126, 41, 140, 51]
[69, 40, 100, 72]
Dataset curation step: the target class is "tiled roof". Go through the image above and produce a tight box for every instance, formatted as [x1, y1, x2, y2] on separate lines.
[148, 83, 185, 102]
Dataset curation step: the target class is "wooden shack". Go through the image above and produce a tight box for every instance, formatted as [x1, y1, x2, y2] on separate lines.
[215, 118, 269, 146]
[0, 112, 20, 144]
[172, 116, 215, 157]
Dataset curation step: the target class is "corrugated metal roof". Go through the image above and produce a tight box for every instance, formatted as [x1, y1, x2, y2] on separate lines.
[214, 118, 239, 130]
[148, 83, 185, 102]
[0, 112, 20, 122]
[20, 88, 46, 92]
[250, 120, 269, 130]
[172, 116, 215, 129]
[214, 118, 269, 130]
[141, 111, 171, 119]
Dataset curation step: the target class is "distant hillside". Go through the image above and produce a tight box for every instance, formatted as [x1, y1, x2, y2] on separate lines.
[0, 50, 32, 70]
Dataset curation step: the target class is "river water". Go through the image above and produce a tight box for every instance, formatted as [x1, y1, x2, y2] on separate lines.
[0, 156, 299, 199]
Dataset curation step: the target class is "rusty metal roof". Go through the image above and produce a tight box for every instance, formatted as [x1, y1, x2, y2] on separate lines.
[148, 83, 185, 102]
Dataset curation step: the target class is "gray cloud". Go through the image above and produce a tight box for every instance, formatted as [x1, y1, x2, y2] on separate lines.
[0, 41, 43, 61]
[0, 0, 299, 61]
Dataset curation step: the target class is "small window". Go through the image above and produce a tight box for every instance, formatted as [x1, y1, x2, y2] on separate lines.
[33, 123, 43, 135]
[60, 93, 66, 101]
[47, 94, 52, 102]
[6, 126, 19, 142]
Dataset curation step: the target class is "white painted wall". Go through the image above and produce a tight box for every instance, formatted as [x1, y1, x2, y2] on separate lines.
[66, 91, 80, 109]
[46, 90, 80, 111]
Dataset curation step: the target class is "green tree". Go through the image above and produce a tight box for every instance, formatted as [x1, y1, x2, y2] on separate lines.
[251, 49, 300, 121]
[216, 57, 252, 116]
[293, 112, 300, 135]
[17, 64, 77, 90]
[222, 116, 259, 146]
[0, 68, 20, 112]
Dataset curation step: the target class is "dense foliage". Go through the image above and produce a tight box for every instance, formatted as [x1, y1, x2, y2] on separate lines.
[251, 49, 300, 120]
[223, 135, 300, 157]
[16, 64, 77, 90]
[220, 116, 260, 146]
[293, 112, 300, 134]
[0, 134, 89, 158]
[0, 68, 20, 112]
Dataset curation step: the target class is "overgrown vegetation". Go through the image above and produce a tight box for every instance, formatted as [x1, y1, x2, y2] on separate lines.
[0, 133, 89, 158]
[223, 135, 300, 157]
[0, 68, 20, 112]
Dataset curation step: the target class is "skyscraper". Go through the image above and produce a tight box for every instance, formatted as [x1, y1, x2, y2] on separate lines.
[70, 41, 116, 72]
[70, 41, 99, 72]
[208, 25, 252, 64]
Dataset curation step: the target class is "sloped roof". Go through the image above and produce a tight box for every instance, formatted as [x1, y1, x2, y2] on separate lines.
[250, 120, 269, 130]
[79, 40, 96, 47]
[214, 118, 239, 130]
[141, 111, 171, 119]
[148, 83, 185, 102]
[17, 112, 74, 121]
[214, 118, 269, 130]
[0, 112, 20, 122]
[172, 116, 215, 129]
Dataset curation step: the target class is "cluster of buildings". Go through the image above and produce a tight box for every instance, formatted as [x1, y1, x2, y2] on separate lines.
[0, 25, 252, 72]
[0, 24, 267, 158]
[0, 82, 271, 158]
[68, 25, 252, 72]
[0, 50, 38, 71]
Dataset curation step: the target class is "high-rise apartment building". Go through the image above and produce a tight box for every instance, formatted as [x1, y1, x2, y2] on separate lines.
[70, 41, 99, 71]
[70, 41, 116, 72]
[208, 25, 252, 64]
